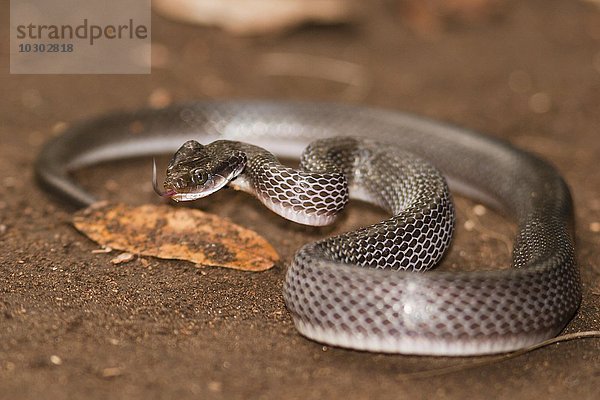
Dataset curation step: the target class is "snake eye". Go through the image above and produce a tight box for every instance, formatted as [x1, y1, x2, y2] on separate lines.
[191, 168, 208, 185]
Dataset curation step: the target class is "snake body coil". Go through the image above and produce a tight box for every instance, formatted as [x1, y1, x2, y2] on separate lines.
[35, 101, 581, 355]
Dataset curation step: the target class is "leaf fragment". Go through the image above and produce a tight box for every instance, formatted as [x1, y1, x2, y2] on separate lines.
[73, 203, 279, 271]
[110, 252, 135, 265]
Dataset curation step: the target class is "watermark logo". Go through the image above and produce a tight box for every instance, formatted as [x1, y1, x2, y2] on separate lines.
[10, 0, 151, 74]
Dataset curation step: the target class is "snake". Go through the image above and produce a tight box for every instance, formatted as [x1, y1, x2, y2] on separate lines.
[35, 100, 581, 355]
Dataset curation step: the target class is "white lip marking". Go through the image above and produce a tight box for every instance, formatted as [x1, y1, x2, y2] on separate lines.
[170, 177, 230, 202]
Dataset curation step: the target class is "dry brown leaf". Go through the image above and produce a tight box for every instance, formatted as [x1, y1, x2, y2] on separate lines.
[73, 202, 279, 271]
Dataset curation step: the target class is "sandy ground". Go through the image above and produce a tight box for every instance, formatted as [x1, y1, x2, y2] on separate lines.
[1, 1, 599, 399]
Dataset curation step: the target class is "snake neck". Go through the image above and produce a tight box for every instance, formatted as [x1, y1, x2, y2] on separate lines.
[226, 140, 350, 226]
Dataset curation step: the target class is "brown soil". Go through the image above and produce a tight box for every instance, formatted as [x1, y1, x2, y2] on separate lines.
[1, 1, 599, 399]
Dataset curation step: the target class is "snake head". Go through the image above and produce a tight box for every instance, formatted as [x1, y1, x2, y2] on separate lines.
[154, 140, 247, 202]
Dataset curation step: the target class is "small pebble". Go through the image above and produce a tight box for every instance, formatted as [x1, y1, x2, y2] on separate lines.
[3, 177, 16, 188]
[207, 381, 222, 392]
[473, 204, 487, 216]
[464, 220, 475, 231]
[590, 222, 600, 233]
[110, 252, 135, 264]
[101, 367, 123, 378]
[50, 355, 62, 365]
[52, 121, 68, 135]
[92, 247, 113, 254]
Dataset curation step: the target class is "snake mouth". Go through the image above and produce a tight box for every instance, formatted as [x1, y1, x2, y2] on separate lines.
[152, 158, 177, 198]
[168, 177, 229, 202]
[152, 158, 229, 201]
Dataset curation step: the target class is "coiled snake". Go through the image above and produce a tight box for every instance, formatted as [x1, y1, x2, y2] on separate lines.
[35, 101, 581, 355]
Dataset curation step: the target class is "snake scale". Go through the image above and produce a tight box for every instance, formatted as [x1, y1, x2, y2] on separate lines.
[35, 101, 581, 355]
